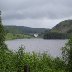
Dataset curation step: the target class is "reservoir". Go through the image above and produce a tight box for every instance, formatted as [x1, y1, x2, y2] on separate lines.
[5, 38, 67, 57]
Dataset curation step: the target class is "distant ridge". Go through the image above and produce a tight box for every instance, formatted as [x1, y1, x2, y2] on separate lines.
[4, 25, 48, 34]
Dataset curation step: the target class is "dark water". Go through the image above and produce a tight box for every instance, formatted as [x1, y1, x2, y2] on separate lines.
[5, 38, 67, 57]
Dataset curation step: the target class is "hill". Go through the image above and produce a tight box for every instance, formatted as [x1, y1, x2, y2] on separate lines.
[43, 20, 72, 39]
[4, 25, 47, 34]
[51, 20, 72, 33]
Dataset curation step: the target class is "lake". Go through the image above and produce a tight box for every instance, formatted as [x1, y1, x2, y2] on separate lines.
[5, 38, 67, 57]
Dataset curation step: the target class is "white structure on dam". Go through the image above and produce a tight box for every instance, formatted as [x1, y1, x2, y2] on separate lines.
[34, 34, 38, 37]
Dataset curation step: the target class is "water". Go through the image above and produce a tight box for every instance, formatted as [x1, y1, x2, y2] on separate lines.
[5, 38, 67, 57]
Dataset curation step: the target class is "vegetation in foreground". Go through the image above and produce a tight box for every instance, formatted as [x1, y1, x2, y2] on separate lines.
[0, 47, 66, 72]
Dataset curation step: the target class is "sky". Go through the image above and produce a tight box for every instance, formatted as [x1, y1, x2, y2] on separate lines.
[0, 0, 72, 28]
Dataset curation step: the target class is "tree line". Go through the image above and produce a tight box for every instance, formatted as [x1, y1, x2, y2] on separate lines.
[43, 32, 71, 39]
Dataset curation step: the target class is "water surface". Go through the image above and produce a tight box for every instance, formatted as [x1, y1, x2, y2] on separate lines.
[5, 38, 67, 57]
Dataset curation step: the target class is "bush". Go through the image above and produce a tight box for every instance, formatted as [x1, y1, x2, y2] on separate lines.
[62, 37, 72, 72]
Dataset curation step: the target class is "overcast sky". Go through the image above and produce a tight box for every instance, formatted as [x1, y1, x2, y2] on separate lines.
[0, 0, 72, 28]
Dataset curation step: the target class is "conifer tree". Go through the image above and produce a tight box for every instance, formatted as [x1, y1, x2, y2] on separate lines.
[0, 11, 7, 49]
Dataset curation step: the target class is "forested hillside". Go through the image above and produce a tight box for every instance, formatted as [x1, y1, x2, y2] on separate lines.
[51, 20, 72, 33]
[4, 20, 72, 39]
[4, 26, 47, 34]
[43, 20, 72, 39]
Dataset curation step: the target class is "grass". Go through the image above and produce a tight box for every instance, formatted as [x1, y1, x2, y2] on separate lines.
[5, 33, 33, 40]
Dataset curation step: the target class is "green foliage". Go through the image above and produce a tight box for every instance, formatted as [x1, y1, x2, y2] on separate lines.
[0, 47, 66, 72]
[0, 16, 5, 45]
[43, 20, 72, 39]
[51, 20, 72, 33]
[67, 29, 72, 33]
[43, 32, 68, 39]
[4, 26, 46, 34]
[5, 33, 33, 40]
[0, 12, 7, 49]
[62, 37, 72, 72]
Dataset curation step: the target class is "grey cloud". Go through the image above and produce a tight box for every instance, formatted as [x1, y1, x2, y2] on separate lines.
[1, 0, 72, 20]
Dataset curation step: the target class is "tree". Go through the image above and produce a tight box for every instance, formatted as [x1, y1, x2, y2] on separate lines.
[0, 11, 9, 72]
[0, 11, 7, 49]
[62, 37, 72, 72]
[43, 32, 68, 39]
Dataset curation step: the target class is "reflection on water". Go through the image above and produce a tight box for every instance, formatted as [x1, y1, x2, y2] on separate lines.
[5, 38, 67, 57]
